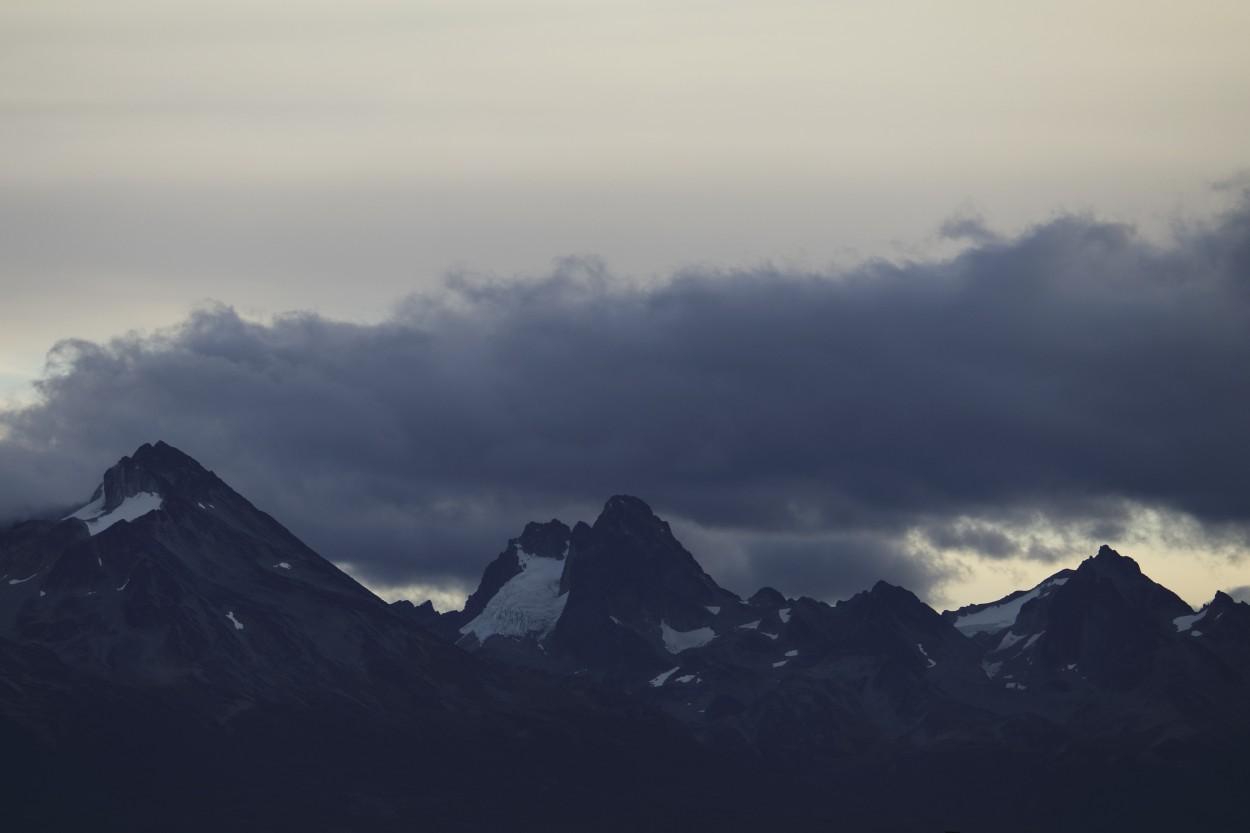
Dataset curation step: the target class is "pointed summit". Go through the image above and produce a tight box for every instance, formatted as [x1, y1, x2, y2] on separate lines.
[1186, 590, 1250, 672]
[63, 441, 262, 543]
[1074, 544, 1191, 621]
[599, 494, 655, 516]
[838, 580, 958, 647]
[131, 439, 202, 468]
[96, 454, 161, 512]
[593, 495, 672, 539]
[445, 496, 741, 676]
[5, 441, 455, 698]
[1086, 544, 1143, 575]
[131, 439, 213, 478]
[749, 586, 786, 607]
[563, 495, 725, 604]
[516, 519, 572, 560]
[63, 443, 187, 536]
[91, 441, 211, 508]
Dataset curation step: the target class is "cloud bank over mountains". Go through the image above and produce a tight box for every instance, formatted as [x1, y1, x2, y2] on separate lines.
[3, 192, 1249, 604]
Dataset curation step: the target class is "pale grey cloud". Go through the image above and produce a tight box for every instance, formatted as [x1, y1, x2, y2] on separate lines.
[5, 1, 1250, 394]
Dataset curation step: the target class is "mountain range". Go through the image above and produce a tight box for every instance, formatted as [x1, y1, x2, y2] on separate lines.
[3, 442, 1248, 831]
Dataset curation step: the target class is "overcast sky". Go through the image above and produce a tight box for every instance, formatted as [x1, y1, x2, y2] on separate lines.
[2, 1, 1249, 610]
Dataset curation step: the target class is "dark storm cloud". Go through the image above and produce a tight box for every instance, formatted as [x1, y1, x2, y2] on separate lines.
[3, 192, 1250, 603]
[921, 520, 1019, 560]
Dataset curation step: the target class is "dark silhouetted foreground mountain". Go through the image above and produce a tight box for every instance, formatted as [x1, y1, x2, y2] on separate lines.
[4, 445, 1249, 831]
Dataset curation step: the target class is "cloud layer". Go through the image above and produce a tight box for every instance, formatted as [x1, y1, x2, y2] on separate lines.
[3, 192, 1249, 605]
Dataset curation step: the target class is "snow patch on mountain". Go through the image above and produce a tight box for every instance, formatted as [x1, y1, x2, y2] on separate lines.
[68, 492, 164, 536]
[704, 606, 721, 615]
[660, 621, 716, 653]
[953, 576, 1067, 635]
[917, 643, 937, 668]
[997, 630, 1026, 651]
[649, 666, 680, 687]
[1174, 609, 1207, 632]
[778, 608, 791, 623]
[460, 551, 569, 643]
[738, 620, 761, 630]
[68, 495, 104, 520]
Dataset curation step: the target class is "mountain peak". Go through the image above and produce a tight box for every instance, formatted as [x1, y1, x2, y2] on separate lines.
[857, 581, 939, 620]
[1067, 544, 1194, 633]
[837, 580, 925, 613]
[749, 586, 786, 606]
[89, 442, 213, 512]
[591, 495, 678, 544]
[866, 580, 925, 603]
[516, 520, 571, 560]
[1086, 544, 1142, 576]
[1209, 589, 1239, 610]
[597, 494, 657, 521]
[130, 440, 206, 473]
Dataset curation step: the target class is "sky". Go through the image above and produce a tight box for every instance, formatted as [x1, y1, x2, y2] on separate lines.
[2, 1, 1249, 612]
